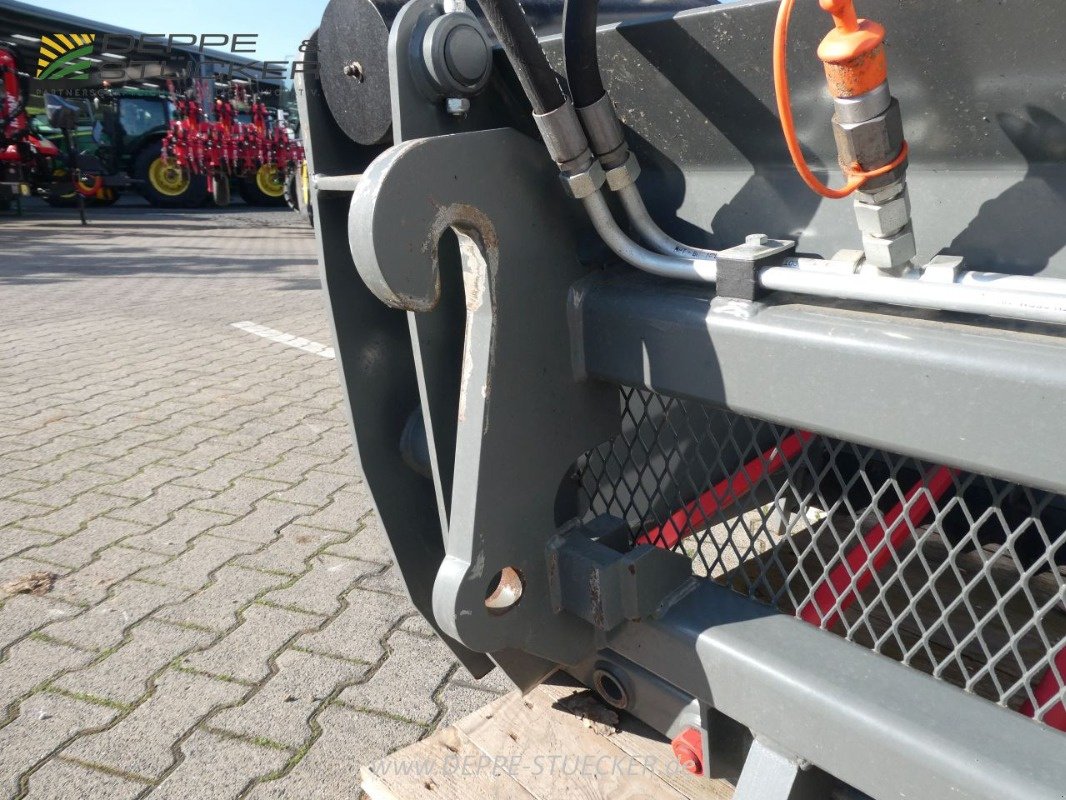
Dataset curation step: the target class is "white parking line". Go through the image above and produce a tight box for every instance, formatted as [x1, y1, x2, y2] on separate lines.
[231, 321, 335, 359]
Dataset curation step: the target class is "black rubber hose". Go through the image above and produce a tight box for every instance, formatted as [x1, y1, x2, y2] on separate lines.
[475, 0, 565, 114]
[562, 0, 605, 108]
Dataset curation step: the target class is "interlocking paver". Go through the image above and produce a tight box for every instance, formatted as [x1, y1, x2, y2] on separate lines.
[192, 476, 290, 517]
[148, 730, 290, 799]
[138, 535, 259, 591]
[108, 483, 215, 528]
[246, 705, 423, 800]
[16, 492, 139, 537]
[64, 669, 245, 779]
[42, 579, 191, 651]
[0, 594, 80, 650]
[212, 648, 367, 748]
[0, 527, 57, 561]
[323, 513, 395, 564]
[153, 565, 287, 632]
[24, 757, 146, 800]
[20, 517, 151, 568]
[261, 554, 378, 616]
[339, 630, 455, 724]
[0, 205, 510, 799]
[52, 619, 212, 705]
[292, 484, 374, 534]
[0, 638, 95, 713]
[182, 603, 322, 684]
[268, 468, 350, 509]
[294, 588, 400, 664]
[120, 507, 234, 556]
[0, 694, 120, 798]
[233, 524, 347, 576]
[49, 545, 169, 605]
[208, 499, 307, 545]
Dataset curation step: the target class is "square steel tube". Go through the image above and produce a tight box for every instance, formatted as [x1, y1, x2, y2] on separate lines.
[607, 579, 1066, 800]
[570, 271, 1066, 495]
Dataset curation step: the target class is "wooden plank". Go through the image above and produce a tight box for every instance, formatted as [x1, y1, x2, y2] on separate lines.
[364, 681, 736, 800]
[362, 693, 537, 800]
[536, 681, 735, 800]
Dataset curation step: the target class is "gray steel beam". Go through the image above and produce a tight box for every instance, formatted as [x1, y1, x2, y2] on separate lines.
[607, 579, 1066, 800]
[571, 270, 1066, 495]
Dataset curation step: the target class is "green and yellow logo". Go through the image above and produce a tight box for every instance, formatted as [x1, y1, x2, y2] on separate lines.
[36, 33, 96, 81]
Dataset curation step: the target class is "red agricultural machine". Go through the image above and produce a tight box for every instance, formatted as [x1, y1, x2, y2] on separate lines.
[0, 44, 95, 217]
[162, 81, 304, 207]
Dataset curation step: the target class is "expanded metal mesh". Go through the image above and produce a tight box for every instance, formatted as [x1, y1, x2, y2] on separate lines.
[579, 387, 1066, 730]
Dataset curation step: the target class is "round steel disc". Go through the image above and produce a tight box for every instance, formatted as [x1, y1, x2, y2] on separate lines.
[318, 0, 393, 145]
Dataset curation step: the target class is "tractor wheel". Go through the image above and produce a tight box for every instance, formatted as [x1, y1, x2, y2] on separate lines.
[135, 141, 207, 208]
[238, 164, 287, 207]
[212, 172, 231, 207]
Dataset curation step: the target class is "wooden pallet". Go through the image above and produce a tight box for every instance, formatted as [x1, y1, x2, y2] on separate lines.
[361, 678, 736, 800]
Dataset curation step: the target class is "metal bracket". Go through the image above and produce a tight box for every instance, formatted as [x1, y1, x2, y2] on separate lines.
[715, 234, 796, 302]
[348, 127, 619, 666]
[546, 515, 692, 631]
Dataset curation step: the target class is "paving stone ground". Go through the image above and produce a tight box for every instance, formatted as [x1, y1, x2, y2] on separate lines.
[0, 200, 511, 799]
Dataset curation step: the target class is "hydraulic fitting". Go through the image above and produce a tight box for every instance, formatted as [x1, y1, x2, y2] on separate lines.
[817, 1, 915, 272]
[817, 0, 887, 101]
[576, 93, 629, 171]
[576, 92, 641, 190]
[832, 97, 907, 192]
[533, 101, 605, 199]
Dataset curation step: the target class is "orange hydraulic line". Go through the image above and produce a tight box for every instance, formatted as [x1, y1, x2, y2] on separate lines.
[773, 0, 908, 199]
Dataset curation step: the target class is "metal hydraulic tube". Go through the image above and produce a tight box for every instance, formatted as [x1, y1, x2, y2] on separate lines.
[488, 0, 1066, 327]
[761, 265, 1066, 326]
[582, 191, 718, 282]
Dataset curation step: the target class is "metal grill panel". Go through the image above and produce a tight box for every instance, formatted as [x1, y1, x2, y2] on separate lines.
[580, 387, 1066, 729]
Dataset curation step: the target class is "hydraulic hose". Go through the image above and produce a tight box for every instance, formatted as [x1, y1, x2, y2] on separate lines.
[477, 0, 1066, 328]
[475, 0, 566, 113]
[562, 0, 605, 108]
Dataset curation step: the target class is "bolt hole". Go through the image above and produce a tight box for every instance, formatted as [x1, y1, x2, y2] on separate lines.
[484, 567, 524, 615]
[343, 61, 364, 82]
[592, 668, 629, 710]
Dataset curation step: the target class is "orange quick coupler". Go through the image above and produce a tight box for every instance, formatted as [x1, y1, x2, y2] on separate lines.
[816, 0, 888, 98]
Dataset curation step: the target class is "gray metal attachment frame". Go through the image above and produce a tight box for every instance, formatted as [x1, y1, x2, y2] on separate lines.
[301, 1, 1066, 797]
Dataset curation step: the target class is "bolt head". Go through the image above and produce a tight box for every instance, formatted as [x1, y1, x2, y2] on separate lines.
[445, 97, 470, 117]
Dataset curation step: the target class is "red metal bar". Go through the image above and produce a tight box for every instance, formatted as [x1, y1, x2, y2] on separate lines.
[637, 431, 814, 550]
[798, 465, 957, 630]
[1021, 647, 1066, 732]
